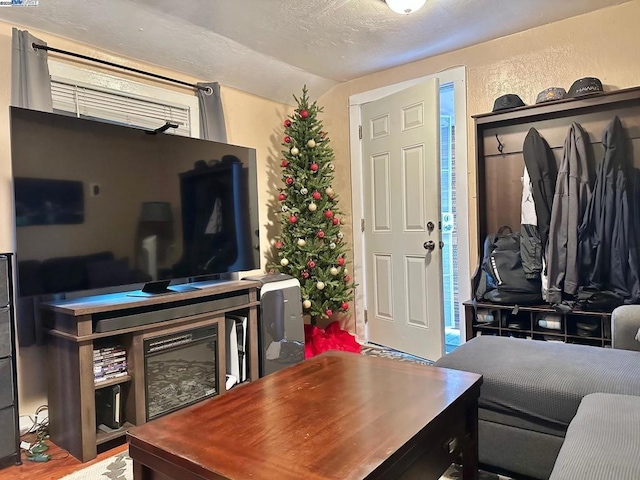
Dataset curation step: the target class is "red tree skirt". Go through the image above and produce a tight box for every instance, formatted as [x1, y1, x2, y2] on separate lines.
[304, 321, 361, 358]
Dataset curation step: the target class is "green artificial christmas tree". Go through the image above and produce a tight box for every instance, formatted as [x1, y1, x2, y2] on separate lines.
[271, 86, 355, 325]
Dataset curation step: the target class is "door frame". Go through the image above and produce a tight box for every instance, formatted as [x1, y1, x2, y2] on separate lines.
[348, 66, 470, 345]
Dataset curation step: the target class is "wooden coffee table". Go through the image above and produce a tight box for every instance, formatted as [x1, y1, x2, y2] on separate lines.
[128, 351, 482, 480]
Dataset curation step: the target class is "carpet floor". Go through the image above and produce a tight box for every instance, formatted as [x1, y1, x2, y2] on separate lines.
[63, 346, 511, 480]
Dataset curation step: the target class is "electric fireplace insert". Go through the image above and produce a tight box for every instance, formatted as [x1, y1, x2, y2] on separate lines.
[144, 324, 218, 420]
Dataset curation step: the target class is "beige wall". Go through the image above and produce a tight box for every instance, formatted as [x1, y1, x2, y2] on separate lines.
[0, 21, 291, 414]
[318, 0, 640, 337]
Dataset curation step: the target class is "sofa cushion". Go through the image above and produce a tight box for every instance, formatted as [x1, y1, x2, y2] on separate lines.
[549, 393, 640, 480]
[434, 336, 640, 427]
[612, 305, 640, 351]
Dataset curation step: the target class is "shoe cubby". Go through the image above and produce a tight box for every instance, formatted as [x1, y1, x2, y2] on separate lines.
[464, 301, 613, 347]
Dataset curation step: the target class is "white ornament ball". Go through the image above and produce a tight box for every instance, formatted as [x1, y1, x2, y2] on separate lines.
[325, 187, 334, 196]
[337, 232, 344, 239]
[308, 202, 317, 212]
[316, 281, 325, 290]
[270, 238, 276, 246]
[281, 205, 288, 212]
[329, 242, 336, 249]
[307, 139, 316, 148]
[344, 268, 349, 274]
[303, 299, 311, 309]
[300, 187, 308, 195]
[330, 267, 339, 276]
[297, 238, 306, 247]
[328, 163, 335, 171]
[290, 147, 299, 156]
[280, 258, 289, 267]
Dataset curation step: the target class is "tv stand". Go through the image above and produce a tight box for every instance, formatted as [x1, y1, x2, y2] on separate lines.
[41, 279, 260, 462]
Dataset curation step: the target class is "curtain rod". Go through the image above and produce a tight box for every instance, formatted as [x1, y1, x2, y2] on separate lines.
[31, 43, 212, 95]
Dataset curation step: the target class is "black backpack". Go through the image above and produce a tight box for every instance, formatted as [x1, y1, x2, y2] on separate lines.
[475, 226, 542, 304]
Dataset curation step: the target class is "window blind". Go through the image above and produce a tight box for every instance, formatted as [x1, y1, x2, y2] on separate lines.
[51, 80, 192, 136]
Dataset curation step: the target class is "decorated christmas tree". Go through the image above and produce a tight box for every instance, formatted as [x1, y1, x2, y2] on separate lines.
[271, 86, 355, 326]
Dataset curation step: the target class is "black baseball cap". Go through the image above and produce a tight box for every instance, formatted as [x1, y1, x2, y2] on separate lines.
[567, 77, 603, 98]
[492, 94, 526, 112]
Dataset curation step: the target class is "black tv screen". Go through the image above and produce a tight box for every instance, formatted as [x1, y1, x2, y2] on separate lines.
[10, 106, 260, 300]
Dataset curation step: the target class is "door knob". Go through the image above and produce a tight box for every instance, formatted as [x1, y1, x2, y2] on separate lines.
[423, 240, 435, 251]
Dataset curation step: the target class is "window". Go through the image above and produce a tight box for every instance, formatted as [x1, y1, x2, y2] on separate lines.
[48, 61, 200, 138]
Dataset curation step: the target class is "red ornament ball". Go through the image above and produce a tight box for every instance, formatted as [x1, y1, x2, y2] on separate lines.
[300, 110, 309, 118]
[341, 302, 349, 311]
[324, 210, 334, 219]
[345, 275, 351, 283]
[284, 119, 291, 127]
[278, 193, 286, 201]
[275, 241, 283, 249]
[325, 309, 333, 317]
[284, 136, 291, 144]
[332, 217, 339, 225]
[310, 163, 319, 172]
[307, 260, 316, 269]
[289, 215, 298, 224]
[302, 270, 310, 279]
[337, 257, 345, 266]
[285, 177, 294, 186]
[281, 159, 289, 168]
[312, 191, 321, 200]
[317, 230, 325, 239]
[320, 131, 326, 138]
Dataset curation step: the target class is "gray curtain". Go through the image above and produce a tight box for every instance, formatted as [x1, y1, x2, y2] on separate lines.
[197, 82, 227, 142]
[12, 28, 53, 348]
[11, 28, 53, 112]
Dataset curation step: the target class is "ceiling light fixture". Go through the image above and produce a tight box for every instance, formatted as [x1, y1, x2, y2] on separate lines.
[385, 0, 427, 14]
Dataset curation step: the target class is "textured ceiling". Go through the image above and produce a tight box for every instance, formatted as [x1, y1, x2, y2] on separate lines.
[0, 0, 632, 104]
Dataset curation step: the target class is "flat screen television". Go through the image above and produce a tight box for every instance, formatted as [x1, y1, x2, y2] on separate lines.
[10, 106, 260, 306]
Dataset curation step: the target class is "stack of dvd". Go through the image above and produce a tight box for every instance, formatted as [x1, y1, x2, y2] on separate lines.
[94, 345, 128, 383]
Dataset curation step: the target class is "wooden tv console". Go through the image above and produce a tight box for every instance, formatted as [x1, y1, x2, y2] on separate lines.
[41, 279, 260, 462]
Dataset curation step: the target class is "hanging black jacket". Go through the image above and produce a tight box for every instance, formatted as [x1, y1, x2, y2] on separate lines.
[547, 123, 594, 304]
[523, 128, 557, 251]
[578, 116, 640, 302]
[520, 128, 557, 279]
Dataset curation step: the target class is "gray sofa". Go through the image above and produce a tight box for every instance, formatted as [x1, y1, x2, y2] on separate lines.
[434, 305, 640, 480]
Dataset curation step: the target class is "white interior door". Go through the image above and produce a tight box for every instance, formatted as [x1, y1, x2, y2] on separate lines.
[362, 79, 444, 361]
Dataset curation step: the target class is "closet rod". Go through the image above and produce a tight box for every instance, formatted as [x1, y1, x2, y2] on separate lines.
[31, 43, 212, 94]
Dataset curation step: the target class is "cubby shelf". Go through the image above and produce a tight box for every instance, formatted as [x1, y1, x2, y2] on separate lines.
[94, 375, 132, 390]
[465, 300, 612, 347]
[95, 422, 135, 446]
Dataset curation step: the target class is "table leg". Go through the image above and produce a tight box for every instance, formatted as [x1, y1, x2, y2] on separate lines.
[461, 401, 479, 480]
[133, 459, 149, 480]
